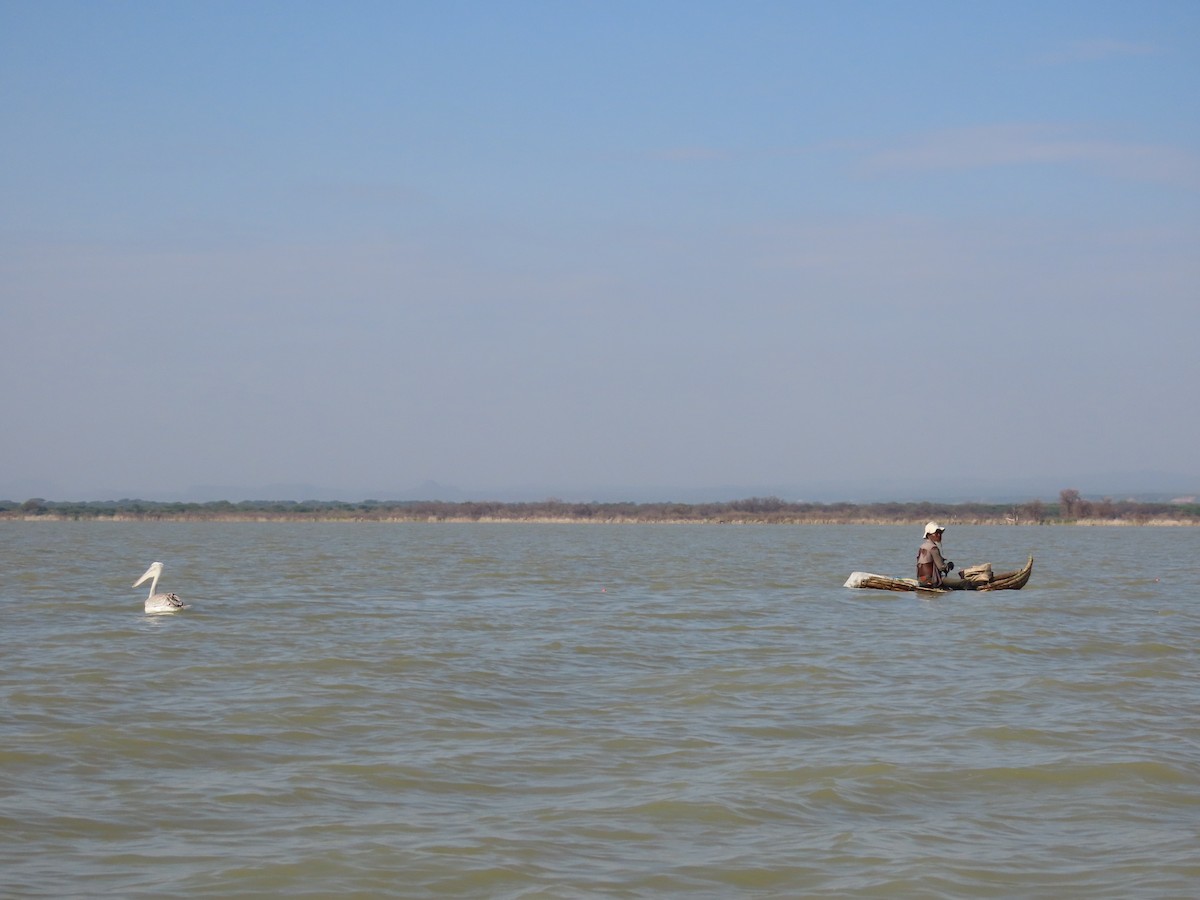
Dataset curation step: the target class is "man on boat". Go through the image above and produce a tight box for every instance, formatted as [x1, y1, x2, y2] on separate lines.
[916, 522, 959, 588]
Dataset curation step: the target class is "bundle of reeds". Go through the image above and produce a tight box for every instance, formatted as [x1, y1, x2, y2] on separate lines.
[843, 556, 1033, 593]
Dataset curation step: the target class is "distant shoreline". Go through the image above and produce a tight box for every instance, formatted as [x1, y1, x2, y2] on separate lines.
[3, 497, 1197, 527]
[6, 516, 1197, 526]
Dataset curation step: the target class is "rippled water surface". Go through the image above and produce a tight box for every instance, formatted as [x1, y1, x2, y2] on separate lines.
[2, 522, 1198, 898]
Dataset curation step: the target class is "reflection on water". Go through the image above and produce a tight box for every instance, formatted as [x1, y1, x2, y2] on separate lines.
[2, 523, 1198, 897]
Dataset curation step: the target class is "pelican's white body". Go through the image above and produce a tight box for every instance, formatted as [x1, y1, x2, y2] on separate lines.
[134, 561, 187, 613]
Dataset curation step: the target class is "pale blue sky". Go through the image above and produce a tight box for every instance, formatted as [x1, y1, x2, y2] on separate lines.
[3, 1, 1198, 501]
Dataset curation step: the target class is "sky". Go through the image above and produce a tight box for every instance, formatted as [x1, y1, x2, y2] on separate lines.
[3, 1, 1198, 502]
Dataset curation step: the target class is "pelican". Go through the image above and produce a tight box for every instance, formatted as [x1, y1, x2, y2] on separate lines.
[134, 561, 187, 613]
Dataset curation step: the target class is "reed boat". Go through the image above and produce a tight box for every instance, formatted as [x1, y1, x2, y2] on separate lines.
[844, 555, 1033, 594]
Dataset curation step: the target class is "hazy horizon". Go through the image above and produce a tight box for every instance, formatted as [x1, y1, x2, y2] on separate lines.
[4, 3, 1198, 503]
[4, 470, 1196, 507]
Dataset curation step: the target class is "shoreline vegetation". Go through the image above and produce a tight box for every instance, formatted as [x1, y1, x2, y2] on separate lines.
[3, 494, 1198, 525]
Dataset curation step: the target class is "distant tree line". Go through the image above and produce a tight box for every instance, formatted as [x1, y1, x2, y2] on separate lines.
[2, 492, 1197, 524]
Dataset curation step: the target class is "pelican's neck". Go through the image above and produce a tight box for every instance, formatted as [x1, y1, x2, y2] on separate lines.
[146, 570, 159, 599]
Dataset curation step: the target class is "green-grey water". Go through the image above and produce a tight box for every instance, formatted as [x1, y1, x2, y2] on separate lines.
[2, 522, 1198, 898]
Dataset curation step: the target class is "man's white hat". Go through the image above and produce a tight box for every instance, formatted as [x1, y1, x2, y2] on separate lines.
[924, 521, 945, 536]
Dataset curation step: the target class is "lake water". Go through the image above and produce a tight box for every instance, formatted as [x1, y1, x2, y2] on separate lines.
[2, 522, 1197, 898]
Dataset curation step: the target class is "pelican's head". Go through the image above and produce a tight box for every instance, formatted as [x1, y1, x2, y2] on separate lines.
[134, 561, 163, 588]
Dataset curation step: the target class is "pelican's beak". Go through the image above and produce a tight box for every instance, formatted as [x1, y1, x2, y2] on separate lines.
[134, 562, 162, 587]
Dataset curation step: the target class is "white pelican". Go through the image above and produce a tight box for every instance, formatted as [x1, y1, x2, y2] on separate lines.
[134, 561, 187, 613]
